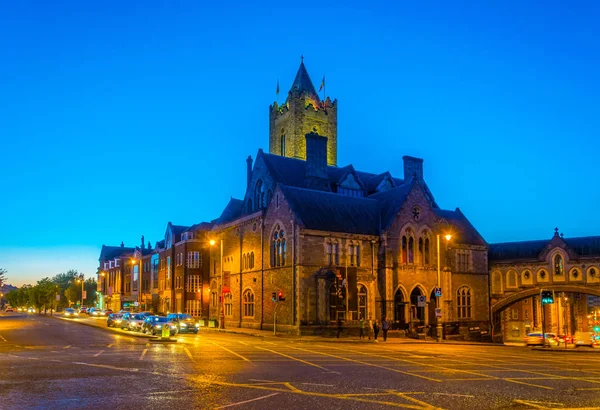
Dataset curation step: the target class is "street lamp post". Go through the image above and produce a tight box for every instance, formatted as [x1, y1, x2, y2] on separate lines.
[209, 238, 225, 329]
[76, 274, 85, 307]
[436, 233, 452, 342]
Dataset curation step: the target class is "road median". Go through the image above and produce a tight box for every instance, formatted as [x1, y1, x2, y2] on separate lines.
[47, 314, 156, 339]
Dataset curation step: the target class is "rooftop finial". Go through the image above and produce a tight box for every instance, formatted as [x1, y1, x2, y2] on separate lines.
[554, 227, 559, 237]
[301, 54, 304, 63]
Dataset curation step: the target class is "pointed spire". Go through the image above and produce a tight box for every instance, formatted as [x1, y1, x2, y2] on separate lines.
[288, 57, 320, 102]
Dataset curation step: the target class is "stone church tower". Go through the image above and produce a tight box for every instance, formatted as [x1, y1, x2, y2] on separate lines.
[269, 59, 338, 166]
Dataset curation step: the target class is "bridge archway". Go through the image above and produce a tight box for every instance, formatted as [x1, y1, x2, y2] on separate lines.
[491, 285, 600, 315]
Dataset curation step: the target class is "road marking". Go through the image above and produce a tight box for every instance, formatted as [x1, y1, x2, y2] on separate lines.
[63, 345, 71, 349]
[254, 346, 330, 371]
[248, 379, 276, 383]
[139, 349, 148, 361]
[73, 362, 139, 372]
[503, 378, 553, 390]
[238, 341, 248, 346]
[301, 383, 335, 387]
[183, 347, 194, 361]
[107, 344, 114, 348]
[0, 334, 7, 342]
[432, 393, 475, 398]
[94, 350, 104, 357]
[513, 399, 564, 408]
[211, 341, 252, 363]
[290, 346, 439, 382]
[215, 392, 279, 408]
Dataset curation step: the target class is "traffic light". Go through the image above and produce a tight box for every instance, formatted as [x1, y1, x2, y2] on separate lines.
[277, 291, 285, 302]
[271, 292, 277, 302]
[541, 290, 554, 304]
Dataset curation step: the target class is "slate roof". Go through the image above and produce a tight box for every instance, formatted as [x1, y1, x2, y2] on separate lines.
[185, 221, 215, 233]
[287, 61, 320, 103]
[171, 224, 190, 235]
[99, 245, 135, 262]
[261, 152, 408, 196]
[490, 236, 600, 261]
[215, 198, 244, 225]
[434, 209, 486, 246]
[369, 181, 414, 230]
[280, 185, 380, 235]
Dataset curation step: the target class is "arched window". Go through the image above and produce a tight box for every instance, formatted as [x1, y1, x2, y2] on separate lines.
[210, 280, 217, 308]
[457, 286, 472, 319]
[589, 267, 598, 278]
[408, 237, 414, 263]
[418, 238, 424, 264]
[250, 252, 254, 269]
[255, 180, 263, 210]
[280, 132, 286, 156]
[333, 242, 339, 265]
[424, 238, 430, 265]
[326, 242, 332, 265]
[271, 225, 286, 267]
[538, 269, 547, 280]
[491, 271, 502, 294]
[553, 254, 564, 276]
[522, 270, 531, 282]
[358, 285, 367, 320]
[401, 236, 407, 264]
[243, 254, 247, 270]
[242, 290, 255, 317]
[507, 270, 517, 288]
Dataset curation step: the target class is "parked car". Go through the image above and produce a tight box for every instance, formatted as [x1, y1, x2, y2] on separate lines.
[5, 307, 14, 312]
[142, 316, 177, 336]
[63, 308, 78, 317]
[557, 334, 572, 344]
[574, 331, 597, 348]
[106, 313, 123, 327]
[123, 313, 147, 332]
[167, 313, 200, 334]
[79, 307, 88, 314]
[525, 332, 558, 346]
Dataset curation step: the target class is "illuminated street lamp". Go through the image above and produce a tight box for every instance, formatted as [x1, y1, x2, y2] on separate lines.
[436, 233, 452, 342]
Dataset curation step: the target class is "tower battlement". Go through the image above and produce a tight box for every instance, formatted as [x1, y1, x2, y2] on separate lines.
[269, 60, 338, 166]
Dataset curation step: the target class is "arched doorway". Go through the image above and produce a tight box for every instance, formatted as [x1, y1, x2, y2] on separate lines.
[393, 289, 407, 330]
[428, 289, 437, 337]
[410, 288, 425, 326]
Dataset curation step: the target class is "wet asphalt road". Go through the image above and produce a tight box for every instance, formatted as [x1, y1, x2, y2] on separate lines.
[1, 313, 600, 409]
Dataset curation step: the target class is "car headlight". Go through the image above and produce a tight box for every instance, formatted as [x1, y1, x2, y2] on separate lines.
[171, 325, 177, 329]
[180, 323, 187, 327]
[115, 320, 121, 323]
[195, 323, 200, 328]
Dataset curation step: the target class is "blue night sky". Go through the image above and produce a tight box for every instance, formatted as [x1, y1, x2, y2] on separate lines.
[1, 1, 599, 286]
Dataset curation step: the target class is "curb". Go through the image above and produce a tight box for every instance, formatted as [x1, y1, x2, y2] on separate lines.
[532, 347, 600, 353]
[47, 314, 156, 339]
[198, 328, 266, 338]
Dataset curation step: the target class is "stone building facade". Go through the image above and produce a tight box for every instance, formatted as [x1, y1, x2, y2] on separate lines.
[208, 60, 490, 337]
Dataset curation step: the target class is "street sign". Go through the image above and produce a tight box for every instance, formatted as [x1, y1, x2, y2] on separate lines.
[56, 294, 60, 301]
[134, 301, 139, 307]
[82, 291, 87, 299]
[434, 287, 442, 297]
[417, 295, 426, 307]
[435, 308, 442, 318]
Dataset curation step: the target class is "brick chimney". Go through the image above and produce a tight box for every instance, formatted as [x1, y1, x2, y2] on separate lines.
[305, 132, 330, 191]
[246, 155, 253, 187]
[403, 156, 423, 181]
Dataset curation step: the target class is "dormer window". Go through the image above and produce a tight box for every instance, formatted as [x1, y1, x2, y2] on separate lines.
[338, 187, 363, 197]
[181, 232, 193, 241]
[553, 254, 564, 276]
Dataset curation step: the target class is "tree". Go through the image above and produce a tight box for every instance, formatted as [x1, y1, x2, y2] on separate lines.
[30, 278, 60, 313]
[52, 270, 79, 308]
[0, 268, 7, 287]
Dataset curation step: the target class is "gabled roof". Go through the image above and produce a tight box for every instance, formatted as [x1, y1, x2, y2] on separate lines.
[370, 181, 415, 230]
[99, 245, 135, 262]
[215, 198, 244, 226]
[184, 221, 215, 233]
[434, 208, 487, 246]
[171, 224, 189, 235]
[287, 61, 320, 103]
[280, 185, 379, 235]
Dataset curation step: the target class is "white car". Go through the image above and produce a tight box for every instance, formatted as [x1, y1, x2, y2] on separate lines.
[126, 313, 147, 332]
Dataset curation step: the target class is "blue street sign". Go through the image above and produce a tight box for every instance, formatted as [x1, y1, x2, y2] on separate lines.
[435, 287, 442, 297]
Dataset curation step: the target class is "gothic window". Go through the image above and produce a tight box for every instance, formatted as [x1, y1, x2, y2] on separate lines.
[522, 270, 531, 281]
[570, 268, 580, 279]
[401, 236, 407, 264]
[424, 238, 430, 265]
[210, 281, 217, 308]
[539, 269, 547, 280]
[408, 237, 414, 263]
[242, 289, 255, 318]
[589, 267, 597, 278]
[358, 285, 367, 320]
[271, 225, 286, 267]
[355, 244, 360, 267]
[349, 244, 354, 266]
[418, 238, 423, 264]
[280, 131, 286, 156]
[250, 252, 254, 269]
[553, 254, 564, 276]
[457, 286, 472, 319]
[243, 254, 247, 270]
[326, 242, 332, 265]
[457, 251, 471, 272]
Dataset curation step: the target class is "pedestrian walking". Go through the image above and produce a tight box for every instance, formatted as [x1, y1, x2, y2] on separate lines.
[382, 317, 390, 341]
[336, 317, 343, 338]
[368, 317, 373, 340]
[373, 320, 380, 341]
[359, 317, 365, 339]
